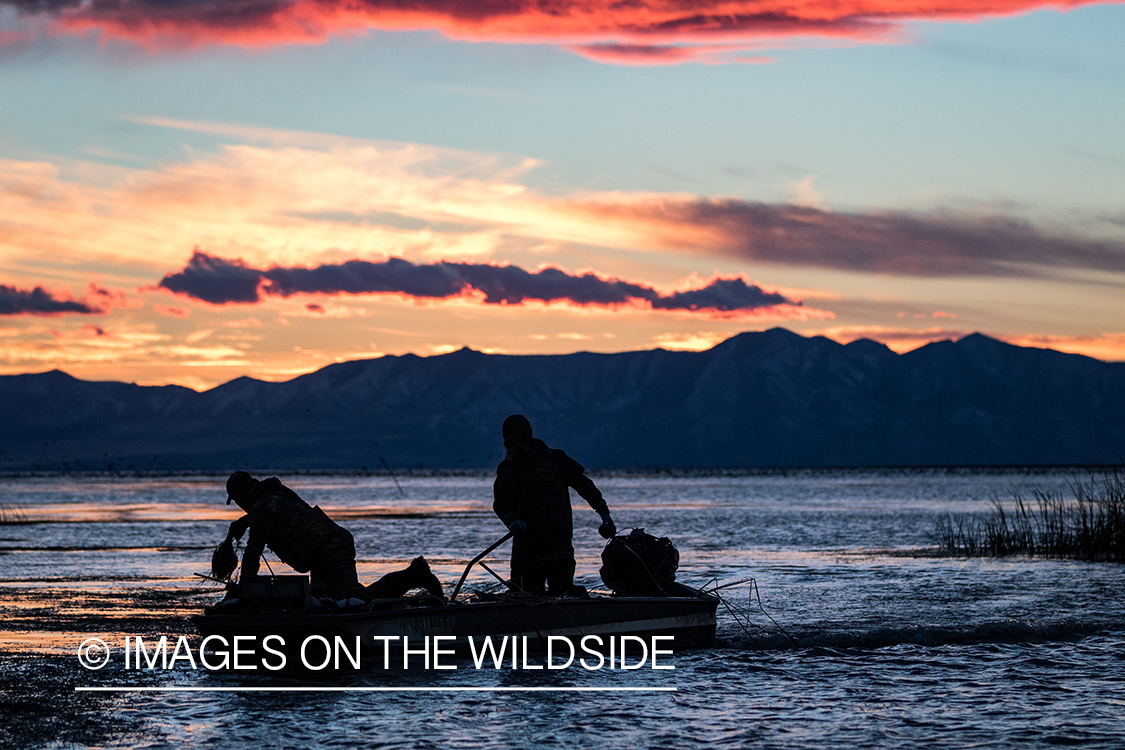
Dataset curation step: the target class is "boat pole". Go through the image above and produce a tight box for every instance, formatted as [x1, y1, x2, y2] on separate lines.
[450, 531, 513, 602]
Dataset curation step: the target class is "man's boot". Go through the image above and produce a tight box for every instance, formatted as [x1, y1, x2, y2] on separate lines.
[407, 556, 446, 601]
[364, 557, 446, 600]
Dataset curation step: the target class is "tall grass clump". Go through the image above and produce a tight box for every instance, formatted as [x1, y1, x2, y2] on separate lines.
[0, 500, 26, 525]
[934, 467, 1125, 562]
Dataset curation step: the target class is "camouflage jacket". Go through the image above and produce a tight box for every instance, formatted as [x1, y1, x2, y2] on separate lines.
[230, 477, 352, 576]
[493, 439, 608, 544]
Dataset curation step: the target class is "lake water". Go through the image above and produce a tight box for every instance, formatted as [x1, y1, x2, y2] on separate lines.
[1, 469, 1123, 749]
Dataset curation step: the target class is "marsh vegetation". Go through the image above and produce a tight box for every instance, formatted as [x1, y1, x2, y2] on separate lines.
[0, 501, 24, 525]
[935, 468, 1125, 561]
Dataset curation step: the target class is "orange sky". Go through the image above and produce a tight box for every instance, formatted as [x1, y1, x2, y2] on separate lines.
[2, 120, 1122, 389]
[2, 4, 1124, 388]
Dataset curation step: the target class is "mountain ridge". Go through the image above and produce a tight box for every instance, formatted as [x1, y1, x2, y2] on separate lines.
[2, 329, 1121, 470]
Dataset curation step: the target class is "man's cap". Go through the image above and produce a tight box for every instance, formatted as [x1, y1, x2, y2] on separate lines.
[225, 471, 254, 505]
[502, 414, 533, 447]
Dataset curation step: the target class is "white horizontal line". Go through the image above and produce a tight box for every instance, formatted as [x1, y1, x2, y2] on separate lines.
[76, 686, 676, 693]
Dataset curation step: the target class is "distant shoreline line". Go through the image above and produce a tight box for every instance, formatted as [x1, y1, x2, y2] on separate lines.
[0, 465, 1109, 480]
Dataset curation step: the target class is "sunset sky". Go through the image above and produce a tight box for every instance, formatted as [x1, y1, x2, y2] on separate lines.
[1, 0, 1123, 390]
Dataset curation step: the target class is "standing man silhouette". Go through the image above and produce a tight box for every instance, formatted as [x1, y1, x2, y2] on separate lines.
[492, 415, 616, 595]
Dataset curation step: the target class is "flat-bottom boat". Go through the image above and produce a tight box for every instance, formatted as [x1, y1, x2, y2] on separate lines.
[193, 532, 719, 660]
[193, 585, 718, 654]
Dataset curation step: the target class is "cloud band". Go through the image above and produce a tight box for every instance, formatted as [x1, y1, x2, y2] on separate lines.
[157, 251, 816, 316]
[2, 0, 1114, 63]
[0, 284, 99, 316]
[572, 198, 1125, 278]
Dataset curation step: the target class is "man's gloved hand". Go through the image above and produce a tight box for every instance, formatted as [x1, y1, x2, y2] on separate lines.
[598, 512, 617, 539]
[508, 520, 528, 536]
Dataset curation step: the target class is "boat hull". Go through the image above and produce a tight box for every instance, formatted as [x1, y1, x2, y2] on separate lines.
[193, 594, 718, 659]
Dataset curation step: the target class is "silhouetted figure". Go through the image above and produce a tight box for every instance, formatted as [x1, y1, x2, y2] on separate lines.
[493, 415, 616, 595]
[221, 471, 444, 601]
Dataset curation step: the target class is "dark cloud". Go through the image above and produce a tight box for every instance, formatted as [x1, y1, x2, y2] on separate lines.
[650, 277, 788, 311]
[5, 0, 81, 12]
[157, 251, 264, 304]
[19, 0, 289, 25]
[158, 251, 803, 314]
[264, 258, 467, 299]
[0, 284, 98, 315]
[585, 199, 1125, 278]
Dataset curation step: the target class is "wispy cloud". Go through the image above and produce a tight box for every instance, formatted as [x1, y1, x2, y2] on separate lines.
[0, 141, 540, 272]
[570, 197, 1125, 278]
[1000, 332, 1125, 362]
[2, 0, 1115, 63]
[2, 130, 1121, 287]
[808, 325, 972, 353]
[564, 43, 775, 66]
[651, 331, 728, 351]
[0, 321, 248, 373]
[810, 325, 1125, 361]
[157, 250, 829, 319]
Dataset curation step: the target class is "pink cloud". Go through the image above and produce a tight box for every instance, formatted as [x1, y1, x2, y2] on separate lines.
[151, 303, 192, 318]
[2, 0, 1114, 63]
[565, 42, 776, 66]
[87, 283, 143, 311]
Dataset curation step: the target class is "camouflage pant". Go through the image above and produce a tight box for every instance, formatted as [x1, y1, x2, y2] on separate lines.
[308, 539, 365, 600]
[511, 536, 576, 595]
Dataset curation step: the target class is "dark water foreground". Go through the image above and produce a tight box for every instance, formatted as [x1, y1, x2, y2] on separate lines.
[4, 635, 1125, 749]
[2, 470, 1124, 748]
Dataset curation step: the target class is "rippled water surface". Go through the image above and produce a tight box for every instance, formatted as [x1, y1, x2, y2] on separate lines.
[1, 469, 1123, 749]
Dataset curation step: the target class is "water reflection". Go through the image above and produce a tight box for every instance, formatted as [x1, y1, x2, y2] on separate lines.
[1, 469, 1122, 749]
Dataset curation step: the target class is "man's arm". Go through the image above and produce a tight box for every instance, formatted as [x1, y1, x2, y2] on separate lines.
[492, 470, 521, 529]
[240, 511, 274, 579]
[227, 515, 251, 541]
[559, 452, 615, 538]
[559, 452, 609, 515]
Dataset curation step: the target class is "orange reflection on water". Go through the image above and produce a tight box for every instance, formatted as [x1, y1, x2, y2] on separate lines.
[12, 502, 481, 523]
[0, 579, 215, 658]
[12, 503, 229, 524]
[0, 630, 123, 656]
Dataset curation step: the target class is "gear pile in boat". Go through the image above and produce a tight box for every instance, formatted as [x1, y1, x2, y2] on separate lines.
[599, 528, 680, 596]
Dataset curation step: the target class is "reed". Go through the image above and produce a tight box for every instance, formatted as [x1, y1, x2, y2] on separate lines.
[0, 500, 26, 525]
[934, 467, 1125, 562]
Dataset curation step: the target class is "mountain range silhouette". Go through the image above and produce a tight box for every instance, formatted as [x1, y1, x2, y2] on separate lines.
[2, 328, 1122, 471]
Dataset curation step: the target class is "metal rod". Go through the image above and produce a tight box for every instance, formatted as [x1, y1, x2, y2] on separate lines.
[477, 560, 517, 591]
[715, 590, 760, 648]
[379, 456, 406, 497]
[450, 531, 514, 602]
[750, 579, 800, 647]
[707, 578, 752, 593]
